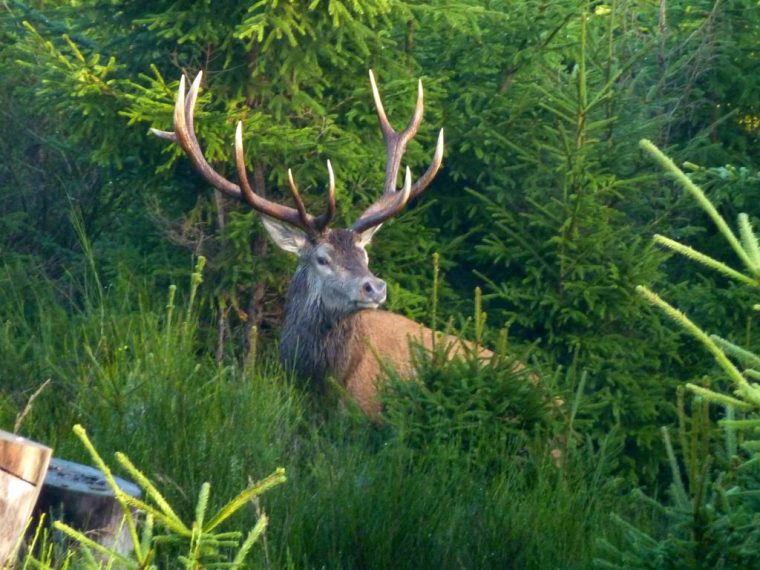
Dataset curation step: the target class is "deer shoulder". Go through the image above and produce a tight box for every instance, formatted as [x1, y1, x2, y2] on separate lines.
[330, 310, 493, 415]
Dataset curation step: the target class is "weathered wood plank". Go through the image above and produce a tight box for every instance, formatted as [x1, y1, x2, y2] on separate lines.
[0, 430, 52, 564]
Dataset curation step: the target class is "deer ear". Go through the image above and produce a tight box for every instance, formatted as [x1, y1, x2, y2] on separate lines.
[260, 215, 309, 254]
[356, 224, 382, 247]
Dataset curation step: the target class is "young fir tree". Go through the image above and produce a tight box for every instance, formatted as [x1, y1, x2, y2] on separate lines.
[598, 141, 760, 570]
[409, 3, 666, 481]
[402, 1, 760, 480]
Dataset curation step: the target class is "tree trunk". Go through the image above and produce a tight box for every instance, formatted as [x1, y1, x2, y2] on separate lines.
[246, 233, 268, 345]
[0, 430, 52, 564]
[245, 163, 270, 355]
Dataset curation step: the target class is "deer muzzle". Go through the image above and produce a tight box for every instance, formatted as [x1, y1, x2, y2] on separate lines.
[358, 277, 387, 308]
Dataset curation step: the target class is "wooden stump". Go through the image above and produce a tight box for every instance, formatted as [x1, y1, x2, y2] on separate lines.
[35, 458, 142, 556]
[0, 430, 53, 565]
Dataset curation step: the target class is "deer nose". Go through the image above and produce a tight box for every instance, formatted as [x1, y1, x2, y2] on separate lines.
[361, 278, 387, 305]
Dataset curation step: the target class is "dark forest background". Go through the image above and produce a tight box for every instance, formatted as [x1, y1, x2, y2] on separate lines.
[2, 1, 760, 568]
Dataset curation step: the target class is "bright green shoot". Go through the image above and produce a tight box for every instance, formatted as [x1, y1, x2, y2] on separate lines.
[46, 425, 286, 569]
[640, 139, 760, 279]
[637, 140, 760, 434]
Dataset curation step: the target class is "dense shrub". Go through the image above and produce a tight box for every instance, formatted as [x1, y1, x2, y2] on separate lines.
[381, 341, 557, 464]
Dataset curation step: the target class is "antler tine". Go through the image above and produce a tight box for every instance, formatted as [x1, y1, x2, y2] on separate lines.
[234, 122, 313, 231]
[314, 160, 336, 231]
[171, 73, 242, 199]
[182, 72, 203, 157]
[352, 167, 412, 234]
[407, 79, 425, 137]
[368, 69, 392, 139]
[234, 121, 266, 208]
[352, 72, 444, 233]
[153, 73, 335, 236]
[287, 169, 312, 229]
[150, 128, 176, 142]
[410, 128, 444, 199]
[151, 75, 205, 146]
[369, 70, 425, 196]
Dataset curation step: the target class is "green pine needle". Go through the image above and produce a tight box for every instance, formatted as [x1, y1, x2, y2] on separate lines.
[636, 287, 759, 405]
[653, 234, 759, 287]
[685, 384, 753, 411]
[204, 468, 286, 533]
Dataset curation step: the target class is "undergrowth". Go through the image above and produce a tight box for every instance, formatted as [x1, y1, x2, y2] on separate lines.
[1, 255, 638, 569]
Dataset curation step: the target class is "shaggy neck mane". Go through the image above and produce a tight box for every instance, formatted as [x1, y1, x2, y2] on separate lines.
[279, 263, 355, 389]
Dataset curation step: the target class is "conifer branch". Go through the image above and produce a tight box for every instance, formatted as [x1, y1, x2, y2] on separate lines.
[640, 139, 756, 274]
[115, 452, 186, 530]
[685, 384, 753, 410]
[636, 286, 760, 405]
[661, 427, 689, 508]
[745, 369, 760, 381]
[710, 335, 760, 369]
[52, 521, 138, 568]
[724, 405, 738, 458]
[232, 515, 269, 568]
[653, 235, 759, 287]
[719, 418, 760, 430]
[72, 425, 144, 558]
[204, 468, 286, 532]
[738, 213, 760, 274]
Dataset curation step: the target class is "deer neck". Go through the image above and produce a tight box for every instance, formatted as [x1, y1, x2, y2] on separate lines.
[279, 265, 355, 388]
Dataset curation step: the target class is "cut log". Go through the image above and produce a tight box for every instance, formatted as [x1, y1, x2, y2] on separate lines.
[35, 457, 142, 556]
[0, 430, 53, 565]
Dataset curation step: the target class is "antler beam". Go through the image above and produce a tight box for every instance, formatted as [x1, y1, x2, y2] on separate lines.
[351, 70, 444, 233]
[152, 70, 443, 237]
[151, 72, 335, 235]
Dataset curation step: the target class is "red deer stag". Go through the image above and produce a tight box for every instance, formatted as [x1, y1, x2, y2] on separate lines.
[152, 71, 493, 415]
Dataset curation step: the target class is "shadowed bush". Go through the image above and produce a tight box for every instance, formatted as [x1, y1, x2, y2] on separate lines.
[380, 341, 558, 468]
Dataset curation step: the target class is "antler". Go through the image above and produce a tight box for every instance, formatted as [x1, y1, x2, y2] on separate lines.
[151, 72, 335, 236]
[352, 70, 444, 234]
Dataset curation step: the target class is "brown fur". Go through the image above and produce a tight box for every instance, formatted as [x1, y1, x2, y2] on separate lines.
[327, 310, 493, 415]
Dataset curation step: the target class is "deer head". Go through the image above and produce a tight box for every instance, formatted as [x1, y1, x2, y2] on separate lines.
[152, 71, 444, 325]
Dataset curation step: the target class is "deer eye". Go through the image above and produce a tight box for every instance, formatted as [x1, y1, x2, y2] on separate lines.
[316, 256, 330, 266]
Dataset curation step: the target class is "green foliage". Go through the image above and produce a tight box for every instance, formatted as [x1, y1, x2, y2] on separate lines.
[3, 1, 760, 566]
[0, 0, 450, 347]
[596, 402, 760, 570]
[380, 257, 560, 464]
[0, 254, 300, 504]
[32, 425, 285, 569]
[274, 422, 623, 570]
[638, 140, 760, 412]
[12, 516, 73, 570]
[0, 256, 626, 569]
[381, 339, 558, 466]
[414, 4, 694, 481]
[597, 141, 760, 569]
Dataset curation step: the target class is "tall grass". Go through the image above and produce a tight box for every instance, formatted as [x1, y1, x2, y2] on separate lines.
[1, 256, 638, 569]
